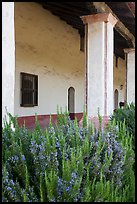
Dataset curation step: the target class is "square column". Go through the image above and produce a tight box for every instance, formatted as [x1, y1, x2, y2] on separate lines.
[124, 48, 135, 104]
[81, 13, 117, 118]
[2, 2, 15, 124]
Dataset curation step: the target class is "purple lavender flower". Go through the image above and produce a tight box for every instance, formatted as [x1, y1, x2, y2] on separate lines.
[6, 186, 12, 191]
[21, 155, 26, 161]
[56, 142, 60, 148]
[55, 152, 58, 157]
[72, 172, 77, 179]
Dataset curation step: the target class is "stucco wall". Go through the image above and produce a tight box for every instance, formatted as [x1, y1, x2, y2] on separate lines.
[2, 2, 15, 122]
[14, 2, 126, 118]
[113, 55, 125, 107]
[87, 21, 105, 117]
[14, 2, 85, 116]
[127, 50, 135, 103]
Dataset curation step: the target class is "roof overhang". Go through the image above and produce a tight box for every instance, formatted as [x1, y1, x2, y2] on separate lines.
[36, 2, 135, 59]
[92, 2, 135, 47]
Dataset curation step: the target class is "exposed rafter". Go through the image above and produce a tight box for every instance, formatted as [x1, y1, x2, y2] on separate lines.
[91, 2, 135, 47]
[36, 2, 134, 59]
[126, 2, 135, 18]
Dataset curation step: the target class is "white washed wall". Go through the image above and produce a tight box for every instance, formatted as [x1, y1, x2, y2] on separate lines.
[14, 2, 85, 116]
[113, 55, 125, 107]
[2, 2, 15, 122]
[127, 51, 135, 103]
[14, 2, 126, 117]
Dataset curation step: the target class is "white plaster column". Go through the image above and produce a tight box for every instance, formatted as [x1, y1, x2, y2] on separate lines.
[124, 48, 135, 104]
[2, 2, 15, 124]
[81, 13, 117, 117]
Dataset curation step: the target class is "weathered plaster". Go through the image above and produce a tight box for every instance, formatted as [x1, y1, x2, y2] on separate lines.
[126, 50, 135, 103]
[13, 2, 126, 119]
[2, 2, 15, 122]
[14, 2, 85, 116]
[81, 13, 116, 117]
[113, 55, 126, 106]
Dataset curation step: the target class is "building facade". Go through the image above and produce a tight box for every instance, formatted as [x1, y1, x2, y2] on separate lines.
[2, 2, 135, 129]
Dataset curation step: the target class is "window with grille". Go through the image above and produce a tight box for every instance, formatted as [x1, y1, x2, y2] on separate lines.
[20, 72, 38, 107]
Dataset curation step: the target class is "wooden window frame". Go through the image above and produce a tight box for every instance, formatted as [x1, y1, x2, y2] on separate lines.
[20, 72, 38, 107]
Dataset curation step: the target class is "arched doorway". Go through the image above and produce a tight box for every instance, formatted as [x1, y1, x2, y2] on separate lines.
[68, 87, 75, 120]
[114, 89, 119, 110]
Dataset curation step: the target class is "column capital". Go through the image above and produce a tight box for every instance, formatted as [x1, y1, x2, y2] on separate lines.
[80, 13, 117, 27]
[124, 48, 135, 54]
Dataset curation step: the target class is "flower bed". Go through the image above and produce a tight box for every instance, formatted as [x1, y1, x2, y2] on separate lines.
[2, 111, 135, 202]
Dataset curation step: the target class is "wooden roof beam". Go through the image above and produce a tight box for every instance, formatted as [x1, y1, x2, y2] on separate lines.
[43, 4, 82, 18]
[47, 2, 90, 15]
[90, 2, 135, 47]
[126, 2, 135, 18]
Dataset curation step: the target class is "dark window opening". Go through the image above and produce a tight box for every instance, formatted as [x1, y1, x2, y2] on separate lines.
[20, 72, 38, 107]
[68, 87, 75, 120]
[114, 89, 118, 110]
[80, 35, 85, 52]
[116, 56, 118, 67]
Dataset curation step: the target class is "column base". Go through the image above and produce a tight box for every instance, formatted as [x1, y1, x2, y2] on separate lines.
[79, 116, 109, 130]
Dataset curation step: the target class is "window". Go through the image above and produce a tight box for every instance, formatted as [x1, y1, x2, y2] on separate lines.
[114, 89, 118, 110]
[116, 56, 118, 67]
[68, 87, 75, 120]
[80, 35, 85, 52]
[20, 72, 38, 107]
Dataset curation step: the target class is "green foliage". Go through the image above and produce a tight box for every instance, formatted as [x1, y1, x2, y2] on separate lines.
[82, 107, 87, 128]
[107, 118, 135, 202]
[110, 102, 135, 150]
[2, 110, 135, 202]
